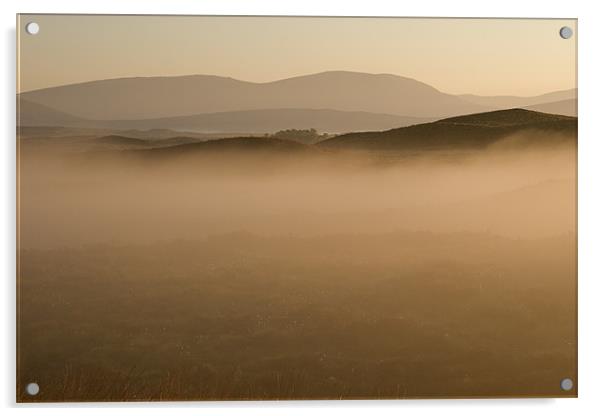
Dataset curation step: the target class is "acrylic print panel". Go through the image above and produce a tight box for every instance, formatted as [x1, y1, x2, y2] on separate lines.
[16, 15, 577, 402]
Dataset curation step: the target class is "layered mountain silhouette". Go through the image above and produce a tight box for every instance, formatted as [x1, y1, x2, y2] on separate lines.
[20, 71, 488, 120]
[318, 109, 577, 151]
[18, 71, 577, 136]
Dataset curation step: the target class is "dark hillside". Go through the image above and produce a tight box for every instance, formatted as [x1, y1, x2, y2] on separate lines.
[318, 109, 576, 151]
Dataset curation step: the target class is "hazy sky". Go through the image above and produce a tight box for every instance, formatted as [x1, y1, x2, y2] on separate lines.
[17, 15, 576, 96]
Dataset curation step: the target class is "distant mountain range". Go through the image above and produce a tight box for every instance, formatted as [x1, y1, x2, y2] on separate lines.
[20, 71, 490, 120]
[18, 71, 577, 135]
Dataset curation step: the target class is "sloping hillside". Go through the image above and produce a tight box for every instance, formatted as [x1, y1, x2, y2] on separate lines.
[318, 109, 577, 151]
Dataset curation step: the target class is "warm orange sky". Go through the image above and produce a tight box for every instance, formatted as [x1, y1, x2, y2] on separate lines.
[17, 15, 576, 96]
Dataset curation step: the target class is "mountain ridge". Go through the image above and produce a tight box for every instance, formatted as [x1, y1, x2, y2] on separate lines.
[19, 71, 488, 120]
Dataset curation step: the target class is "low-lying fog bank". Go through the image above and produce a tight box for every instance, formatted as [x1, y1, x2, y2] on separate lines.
[18, 133, 576, 248]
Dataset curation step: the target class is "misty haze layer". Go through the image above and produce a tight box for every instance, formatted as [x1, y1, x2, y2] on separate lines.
[19, 132, 575, 249]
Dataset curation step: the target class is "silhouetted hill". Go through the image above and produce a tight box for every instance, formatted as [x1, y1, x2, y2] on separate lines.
[318, 109, 577, 151]
[20, 71, 487, 119]
[440, 108, 573, 126]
